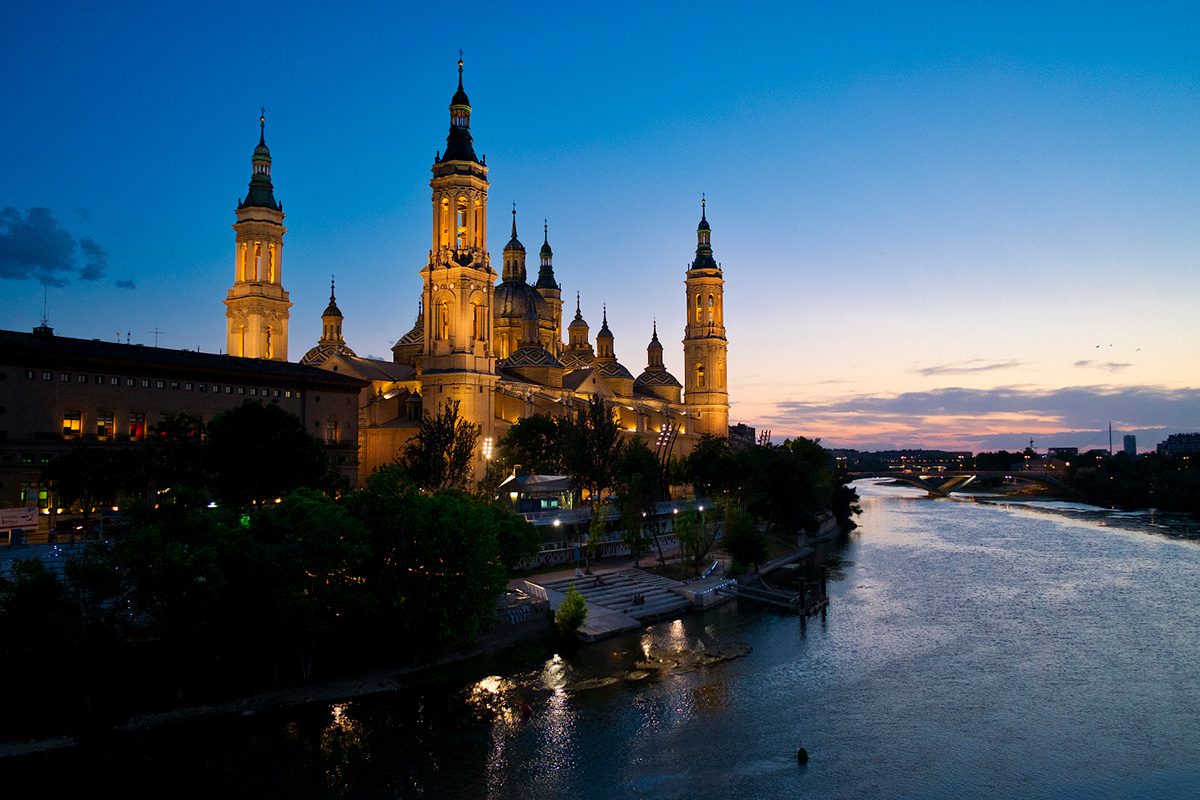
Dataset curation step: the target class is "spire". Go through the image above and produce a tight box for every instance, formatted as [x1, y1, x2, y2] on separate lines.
[690, 195, 717, 271]
[646, 320, 664, 368]
[240, 109, 280, 211]
[323, 275, 342, 318]
[502, 204, 527, 283]
[440, 54, 478, 163]
[568, 291, 588, 330]
[535, 219, 559, 289]
[598, 303, 612, 338]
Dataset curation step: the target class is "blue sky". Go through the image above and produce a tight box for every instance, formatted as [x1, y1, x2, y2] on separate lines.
[3, 1, 1197, 450]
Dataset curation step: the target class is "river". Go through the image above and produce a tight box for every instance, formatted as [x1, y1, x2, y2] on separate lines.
[15, 481, 1200, 798]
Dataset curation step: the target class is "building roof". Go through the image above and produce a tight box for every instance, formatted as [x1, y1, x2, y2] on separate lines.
[1, 328, 365, 390]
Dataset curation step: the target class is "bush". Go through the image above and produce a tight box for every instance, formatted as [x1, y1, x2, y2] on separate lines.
[555, 585, 588, 638]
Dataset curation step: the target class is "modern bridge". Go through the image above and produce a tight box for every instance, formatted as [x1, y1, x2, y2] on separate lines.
[849, 471, 1076, 498]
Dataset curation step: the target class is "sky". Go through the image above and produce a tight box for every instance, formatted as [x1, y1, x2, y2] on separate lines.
[2, 1, 1197, 452]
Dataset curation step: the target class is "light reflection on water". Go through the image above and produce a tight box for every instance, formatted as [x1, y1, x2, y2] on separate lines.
[35, 481, 1200, 798]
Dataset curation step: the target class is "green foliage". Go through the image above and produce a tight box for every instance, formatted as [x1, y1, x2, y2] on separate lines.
[614, 437, 659, 565]
[205, 401, 334, 508]
[1067, 453, 1199, 514]
[555, 585, 588, 638]
[498, 414, 563, 474]
[674, 508, 718, 570]
[722, 505, 767, 571]
[560, 396, 624, 504]
[401, 400, 481, 491]
[484, 503, 542, 571]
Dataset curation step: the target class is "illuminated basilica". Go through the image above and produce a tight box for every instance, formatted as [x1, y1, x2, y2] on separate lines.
[224, 61, 730, 480]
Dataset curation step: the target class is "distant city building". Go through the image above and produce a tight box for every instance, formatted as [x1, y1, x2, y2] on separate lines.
[1047, 447, 1079, 458]
[729, 423, 756, 447]
[1156, 433, 1200, 457]
[1123, 435, 1136, 456]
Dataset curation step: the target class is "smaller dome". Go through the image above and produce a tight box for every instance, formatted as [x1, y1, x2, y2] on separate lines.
[323, 300, 342, 318]
[495, 281, 547, 320]
[451, 59, 470, 108]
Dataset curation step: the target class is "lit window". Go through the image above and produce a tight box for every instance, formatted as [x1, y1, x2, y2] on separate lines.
[129, 412, 146, 441]
[142, 379, 150, 388]
[156, 380, 165, 389]
[97, 412, 114, 439]
[60, 372, 70, 382]
[95, 375, 104, 384]
[250, 388, 258, 396]
[21, 453, 33, 465]
[111, 376, 120, 386]
[326, 420, 339, 444]
[238, 387, 245, 395]
[42, 371, 52, 380]
[62, 411, 82, 438]
[285, 390, 292, 398]
[77, 374, 88, 384]
[696, 364, 706, 389]
[184, 383, 193, 391]
[24, 369, 34, 380]
[225, 386, 232, 394]
[127, 378, 135, 387]
[38, 453, 51, 465]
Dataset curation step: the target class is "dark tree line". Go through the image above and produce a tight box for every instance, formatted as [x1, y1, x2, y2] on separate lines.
[1, 401, 540, 739]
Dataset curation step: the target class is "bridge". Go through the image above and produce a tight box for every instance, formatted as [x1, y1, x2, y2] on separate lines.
[849, 470, 1076, 498]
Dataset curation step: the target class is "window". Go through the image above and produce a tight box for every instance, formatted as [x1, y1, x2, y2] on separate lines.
[707, 294, 714, 322]
[273, 389, 280, 398]
[199, 383, 207, 392]
[60, 372, 70, 382]
[141, 379, 150, 388]
[436, 300, 450, 340]
[95, 375, 104, 384]
[24, 369, 34, 380]
[38, 453, 51, 465]
[77, 374, 88, 383]
[695, 364, 706, 389]
[62, 411, 82, 438]
[237, 386, 245, 395]
[472, 301, 485, 340]
[184, 382, 194, 391]
[170, 381, 180, 390]
[156, 380, 165, 389]
[110, 376, 120, 386]
[20, 483, 48, 510]
[326, 420, 339, 444]
[284, 390, 292, 398]
[42, 371, 52, 380]
[129, 412, 146, 441]
[250, 388, 258, 396]
[96, 412, 114, 439]
[21, 453, 33, 465]
[225, 386, 232, 394]
[127, 378, 135, 387]
[695, 294, 703, 323]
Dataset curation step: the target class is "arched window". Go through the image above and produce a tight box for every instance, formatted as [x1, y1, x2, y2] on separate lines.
[437, 300, 450, 341]
[695, 294, 703, 323]
[267, 244, 276, 283]
[707, 294, 714, 322]
[696, 364, 706, 389]
[472, 301, 486, 340]
[440, 198, 450, 248]
[456, 197, 468, 248]
[473, 202, 483, 247]
[254, 243, 262, 281]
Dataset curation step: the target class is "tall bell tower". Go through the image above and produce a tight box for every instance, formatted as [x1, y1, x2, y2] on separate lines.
[225, 111, 291, 360]
[419, 58, 497, 453]
[683, 198, 729, 436]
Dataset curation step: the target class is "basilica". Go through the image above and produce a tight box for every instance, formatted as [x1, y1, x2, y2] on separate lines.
[223, 61, 730, 481]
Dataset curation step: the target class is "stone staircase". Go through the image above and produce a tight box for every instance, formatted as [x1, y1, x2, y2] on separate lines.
[536, 568, 690, 622]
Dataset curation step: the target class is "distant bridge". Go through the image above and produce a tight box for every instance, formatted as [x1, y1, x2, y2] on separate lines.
[849, 471, 1076, 498]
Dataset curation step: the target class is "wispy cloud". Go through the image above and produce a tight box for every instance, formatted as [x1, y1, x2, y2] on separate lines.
[912, 359, 1025, 377]
[115, 279, 136, 290]
[763, 384, 1199, 451]
[1074, 360, 1131, 372]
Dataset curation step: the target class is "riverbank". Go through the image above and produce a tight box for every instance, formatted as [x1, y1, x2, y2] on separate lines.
[2, 515, 837, 760]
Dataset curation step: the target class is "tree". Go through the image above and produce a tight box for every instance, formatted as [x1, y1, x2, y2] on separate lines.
[560, 395, 624, 505]
[722, 505, 767, 572]
[555, 585, 587, 638]
[204, 402, 333, 508]
[43, 446, 124, 540]
[686, 434, 737, 500]
[401, 400, 480, 491]
[484, 503, 542, 572]
[674, 508, 718, 570]
[498, 414, 563, 475]
[614, 437, 659, 566]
